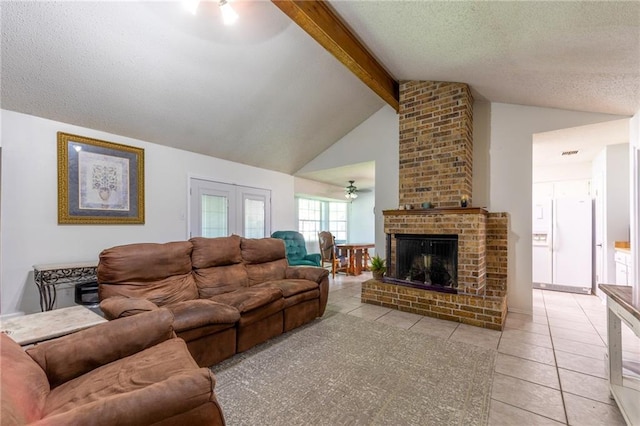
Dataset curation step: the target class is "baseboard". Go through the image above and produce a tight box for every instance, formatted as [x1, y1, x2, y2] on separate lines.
[0, 311, 25, 320]
[533, 282, 592, 295]
[507, 307, 533, 315]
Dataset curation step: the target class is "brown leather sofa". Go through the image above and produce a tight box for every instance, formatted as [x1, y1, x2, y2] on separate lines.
[98, 235, 329, 366]
[0, 309, 225, 425]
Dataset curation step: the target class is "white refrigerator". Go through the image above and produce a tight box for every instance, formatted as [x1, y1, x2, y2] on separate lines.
[532, 198, 593, 294]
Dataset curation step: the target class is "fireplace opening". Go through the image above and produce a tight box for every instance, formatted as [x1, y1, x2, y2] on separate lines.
[387, 234, 458, 293]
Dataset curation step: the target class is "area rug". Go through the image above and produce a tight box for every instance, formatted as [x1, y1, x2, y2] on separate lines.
[212, 311, 495, 426]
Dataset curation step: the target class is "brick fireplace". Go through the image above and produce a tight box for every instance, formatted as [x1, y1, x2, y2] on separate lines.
[361, 81, 508, 330]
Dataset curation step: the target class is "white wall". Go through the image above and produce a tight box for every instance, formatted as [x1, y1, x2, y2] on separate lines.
[1, 110, 296, 315]
[592, 144, 630, 286]
[606, 144, 631, 274]
[533, 162, 593, 183]
[294, 177, 345, 201]
[486, 103, 623, 314]
[630, 110, 640, 306]
[472, 101, 491, 208]
[296, 105, 399, 258]
[348, 191, 375, 253]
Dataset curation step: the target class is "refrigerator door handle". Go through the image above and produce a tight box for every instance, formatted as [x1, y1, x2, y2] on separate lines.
[552, 206, 558, 252]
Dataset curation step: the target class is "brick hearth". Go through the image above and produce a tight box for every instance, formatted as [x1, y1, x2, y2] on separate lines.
[363, 80, 508, 330]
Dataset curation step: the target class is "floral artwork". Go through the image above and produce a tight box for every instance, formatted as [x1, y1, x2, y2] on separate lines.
[57, 132, 144, 224]
[78, 152, 130, 210]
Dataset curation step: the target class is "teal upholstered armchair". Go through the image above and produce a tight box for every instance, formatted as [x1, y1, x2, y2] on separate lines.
[271, 231, 322, 267]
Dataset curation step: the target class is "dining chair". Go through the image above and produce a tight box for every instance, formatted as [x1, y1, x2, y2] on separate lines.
[318, 231, 348, 278]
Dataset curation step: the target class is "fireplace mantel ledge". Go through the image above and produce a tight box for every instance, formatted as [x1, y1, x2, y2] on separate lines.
[383, 207, 488, 216]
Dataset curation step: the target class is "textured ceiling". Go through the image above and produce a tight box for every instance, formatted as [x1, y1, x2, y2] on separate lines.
[533, 118, 630, 167]
[2, 1, 639, 181]
[0, 1, 384, 175]
[331, 1, 640, 116]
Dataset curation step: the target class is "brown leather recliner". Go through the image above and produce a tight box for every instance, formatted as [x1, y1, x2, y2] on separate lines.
[0, 309, 225, 425]
[98, 236, 329, 366]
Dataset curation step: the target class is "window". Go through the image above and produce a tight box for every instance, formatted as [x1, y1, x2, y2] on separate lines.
[297, 198, 322, 243]
[296, 197, 349, 245]
[328, 202, 348, 243]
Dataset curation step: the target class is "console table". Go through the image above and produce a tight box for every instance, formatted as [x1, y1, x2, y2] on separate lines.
[0, 305, 106, 346]
[598, 284, 640, 425]
[33, 261, 97, 311]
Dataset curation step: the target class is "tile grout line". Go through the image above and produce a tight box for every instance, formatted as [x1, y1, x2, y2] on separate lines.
[489, 392, 568, 425]
[543, 290, 570, 425]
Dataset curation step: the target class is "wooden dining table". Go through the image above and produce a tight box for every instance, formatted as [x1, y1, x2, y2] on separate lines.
[335, 243, 375, 276]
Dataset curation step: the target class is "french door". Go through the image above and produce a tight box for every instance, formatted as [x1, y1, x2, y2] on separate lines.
[189, 178, 271, 238]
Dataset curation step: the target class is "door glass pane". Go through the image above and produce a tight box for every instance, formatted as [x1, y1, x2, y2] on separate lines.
[244, 198, 265, 238]
[201, 194, 227, 237]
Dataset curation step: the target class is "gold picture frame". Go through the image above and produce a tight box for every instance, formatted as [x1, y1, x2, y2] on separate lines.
[57, 132, 145, 224]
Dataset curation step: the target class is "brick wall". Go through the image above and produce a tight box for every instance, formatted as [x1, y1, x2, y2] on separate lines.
[486, 213, 509, 298]
[399, 81, 473, 208]
[361, 280, 506, 330]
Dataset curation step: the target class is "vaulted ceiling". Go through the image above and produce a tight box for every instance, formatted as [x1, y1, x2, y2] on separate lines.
[2, 1, 639, 179]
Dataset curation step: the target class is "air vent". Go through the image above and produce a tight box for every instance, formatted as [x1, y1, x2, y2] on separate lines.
[561, 150, 579, 156]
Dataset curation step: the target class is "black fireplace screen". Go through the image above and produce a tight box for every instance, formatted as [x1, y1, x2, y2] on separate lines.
[390, 234, 458, 288]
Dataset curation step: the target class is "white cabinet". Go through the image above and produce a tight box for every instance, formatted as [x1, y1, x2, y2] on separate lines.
[614, 250, 632, 285]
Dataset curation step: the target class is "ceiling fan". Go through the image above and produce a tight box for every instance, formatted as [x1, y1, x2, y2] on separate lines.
[345, 180, 359, 199]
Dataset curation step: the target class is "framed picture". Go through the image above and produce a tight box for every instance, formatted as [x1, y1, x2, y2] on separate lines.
[57, 132, 145, 224]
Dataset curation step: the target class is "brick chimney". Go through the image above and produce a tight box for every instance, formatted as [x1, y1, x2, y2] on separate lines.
[399, 81, 473, 208]
[366, 80, 508, 331]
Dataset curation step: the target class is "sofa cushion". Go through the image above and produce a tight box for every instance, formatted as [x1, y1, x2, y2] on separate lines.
[245, 259, 288, 286]
[241, 237, 286, 264]
[193, 263, 249, 298]
[99, 296, 158, 320]
[236, 299, 285, 327]
[280, 289, 320, 308]
[0, 334, 50, 425]
[98, 241, 198, 306]
[210, 287, 283, 314]
[190, 235, 243, 268]
[289, 258, 321, 266]
[169, 299, 240, 331]
[42, 338, 206, 417]
[254, 279, 318, 298]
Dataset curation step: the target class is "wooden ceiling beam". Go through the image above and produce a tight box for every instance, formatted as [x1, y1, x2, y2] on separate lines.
[272, 0, 399, 112]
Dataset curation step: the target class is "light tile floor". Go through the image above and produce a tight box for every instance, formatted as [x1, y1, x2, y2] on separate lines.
[326, 272, 640, 425]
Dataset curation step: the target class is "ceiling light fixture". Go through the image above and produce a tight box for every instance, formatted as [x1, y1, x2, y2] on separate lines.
[183, 0, 200, 15]
[183, 0, 238, 26]
[219, 0, 239, 26]
[345, 180, 358, 200]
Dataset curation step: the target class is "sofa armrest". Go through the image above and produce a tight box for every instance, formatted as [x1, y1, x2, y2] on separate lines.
[27, 309, 175, 388]
[285, 266, 329, 283]
[33, 369, 223, 426]
[168, 299, 240, 332]
[99, 296, 159, 320]
[304, 253, 322, 266]
[285, 266, 329, 315]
